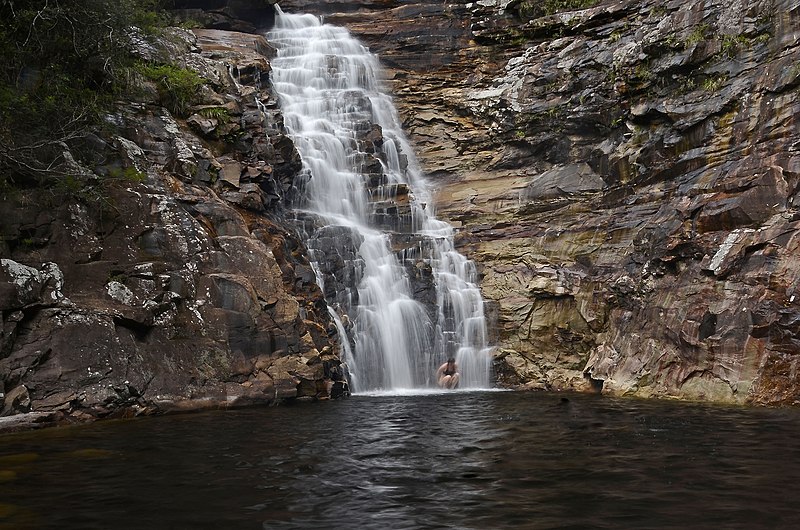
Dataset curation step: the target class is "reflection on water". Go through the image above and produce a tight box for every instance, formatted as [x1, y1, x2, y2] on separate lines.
[2, 392, 800, 529]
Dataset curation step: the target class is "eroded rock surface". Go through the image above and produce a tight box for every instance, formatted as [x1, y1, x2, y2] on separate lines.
[3, 0, 799, 417]
[280, 0, 800, 405]
[0, 28, 348, 429]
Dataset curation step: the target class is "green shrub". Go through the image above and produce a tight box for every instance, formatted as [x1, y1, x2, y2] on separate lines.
[721, 34, 751, 57]
[0, 0, 166, 185]
[199, 106, 230, 121]
[685, 24, 711, 48]
[701, 74, 727, 92]
[135, 63, 205, 117]
[107, 166, 147, 183]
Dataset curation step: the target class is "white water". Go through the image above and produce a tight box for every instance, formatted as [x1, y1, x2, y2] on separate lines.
[268, 9, 493, 392]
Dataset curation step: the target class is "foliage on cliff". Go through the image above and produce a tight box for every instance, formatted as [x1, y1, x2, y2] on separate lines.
[0, 0, 165, 186]
[508, 0, 599, 19]
[134, 62, 204, 117]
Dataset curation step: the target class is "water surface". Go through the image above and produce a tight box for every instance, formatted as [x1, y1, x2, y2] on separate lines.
[2, 391, 799, 529]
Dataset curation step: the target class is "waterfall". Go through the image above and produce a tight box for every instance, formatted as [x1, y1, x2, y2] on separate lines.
[268, 8, 493, 392]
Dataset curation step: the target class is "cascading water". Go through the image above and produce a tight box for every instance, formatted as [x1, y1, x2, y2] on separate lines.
[268, 8, 493, 392]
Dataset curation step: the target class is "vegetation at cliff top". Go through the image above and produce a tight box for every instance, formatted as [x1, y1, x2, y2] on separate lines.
[542, 0, 599, 15]
[0, 0, 167, 187]
[510, 0, 600, 19]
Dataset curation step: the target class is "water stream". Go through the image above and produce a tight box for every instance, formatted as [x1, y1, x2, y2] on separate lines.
[267, 9, 492, 392]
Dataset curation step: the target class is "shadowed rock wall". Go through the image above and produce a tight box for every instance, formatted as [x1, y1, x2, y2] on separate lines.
[169, 0, 277, 32]
[0, 27, 348, 431]
[279, 0, 800, 405]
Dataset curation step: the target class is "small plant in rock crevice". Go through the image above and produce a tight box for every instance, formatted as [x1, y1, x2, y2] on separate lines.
[678, 76, 697, 93]
[752, 32, 772, 45]
[610, 114, 625, 129]
[721, 34, 751, 57]
[684, 24, 712, 48]
[106, 166, 147, 183]
[510, 0, 599, 20]
[701, 74, 727, 92]
[134, 62, 205, 118]
[541, 0, 599, 15]
[199, 106, 230, 121]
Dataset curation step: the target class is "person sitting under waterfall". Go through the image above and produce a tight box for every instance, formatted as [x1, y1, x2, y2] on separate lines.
[436, 357, 460, 389]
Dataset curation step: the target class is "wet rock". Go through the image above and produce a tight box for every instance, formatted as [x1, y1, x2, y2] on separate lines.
[293, 0, 800, 405]
[524, 163, 606, 200]
[219, 159, 243, 188]
[1, 385, 31, 415]
[0, 260, 67, 310]
[0, 23, 344, 432]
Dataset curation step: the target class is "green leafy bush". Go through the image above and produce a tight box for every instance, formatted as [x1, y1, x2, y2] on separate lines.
[684, 24, 711, 48]
[199, 106, 230, 121]
[0, 0, 165, 185]
[135, 62, 205, 117]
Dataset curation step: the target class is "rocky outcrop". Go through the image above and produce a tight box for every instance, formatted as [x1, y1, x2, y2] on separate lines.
[0, 27, 348, 430]
[169, 0, 278, 33]
[280, 0, 800, 405]
[3, 0, 798, 417]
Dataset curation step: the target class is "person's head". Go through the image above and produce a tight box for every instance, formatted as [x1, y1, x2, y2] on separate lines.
[447, 357, 455, 365]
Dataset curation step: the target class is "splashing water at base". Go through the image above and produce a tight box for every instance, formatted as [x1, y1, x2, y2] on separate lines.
[268, 8, 492, 392]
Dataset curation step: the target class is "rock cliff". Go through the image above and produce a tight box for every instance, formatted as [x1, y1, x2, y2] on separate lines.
[0, 26, 348, 431]
[280, 0, 800, 405]
[3, 0, 799, 430]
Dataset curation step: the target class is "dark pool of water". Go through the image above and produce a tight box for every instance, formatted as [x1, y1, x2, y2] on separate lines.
[2, 391, 800, 529]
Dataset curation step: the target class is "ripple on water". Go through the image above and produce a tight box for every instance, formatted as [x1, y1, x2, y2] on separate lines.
[2, 392, 800, 528]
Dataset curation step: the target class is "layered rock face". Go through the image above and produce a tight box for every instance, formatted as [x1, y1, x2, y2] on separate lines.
[0, 28, 348, 430]
[280, 0, 800, 404]
[3, 0, 798, 421]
